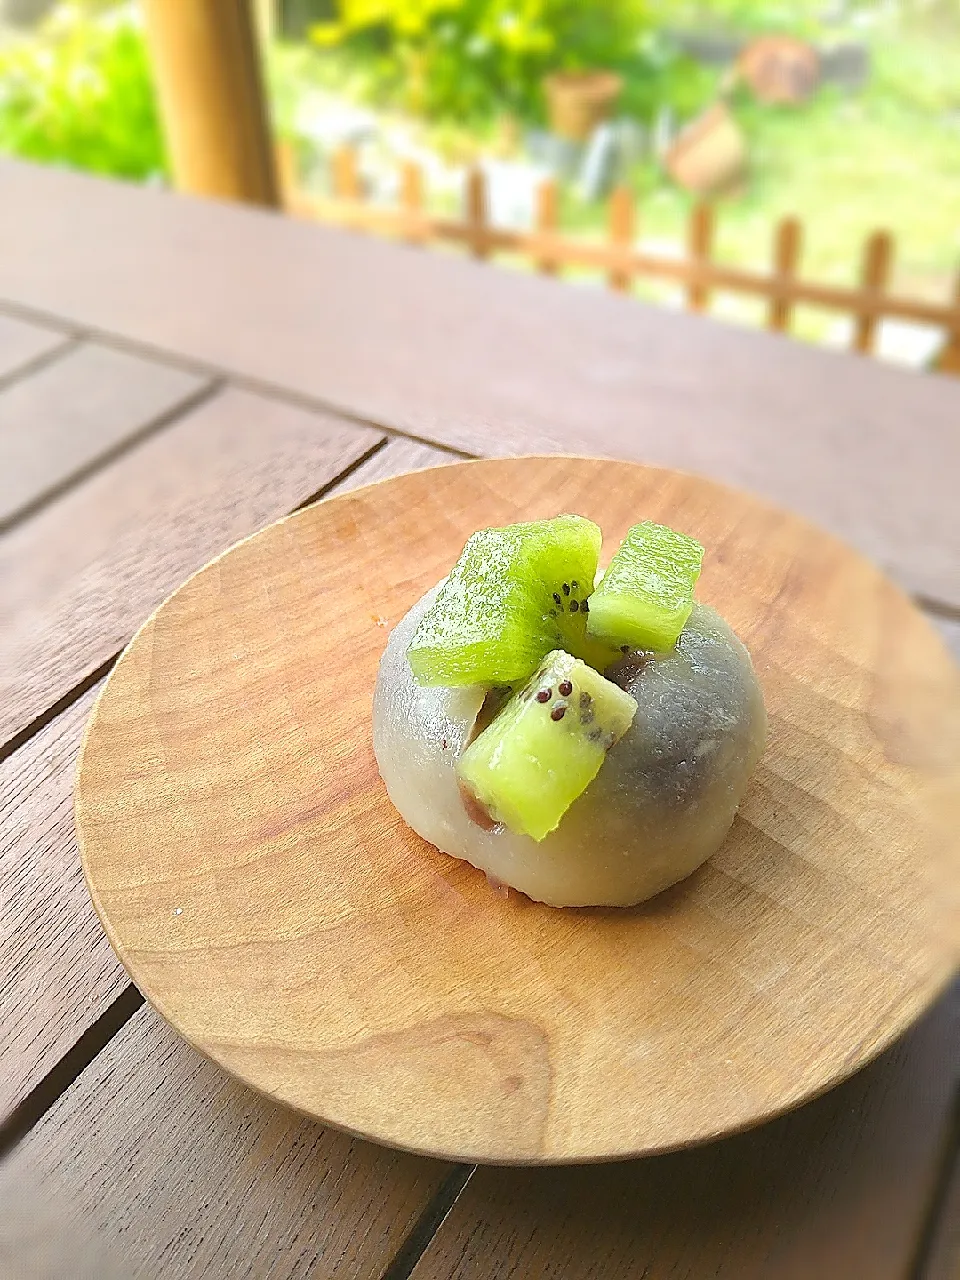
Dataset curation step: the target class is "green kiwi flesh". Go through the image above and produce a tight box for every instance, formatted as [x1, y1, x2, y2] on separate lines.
[407, 515, 620, 687]
[587, 521, 704, 652]
[456, 650, 637, 841]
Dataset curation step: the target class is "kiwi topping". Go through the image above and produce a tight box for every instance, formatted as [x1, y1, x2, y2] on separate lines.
[404, 514, 704, 840]
[587, 521, 704, 652]
[407, 515, 619, 688]
[457, 651, 637, 841]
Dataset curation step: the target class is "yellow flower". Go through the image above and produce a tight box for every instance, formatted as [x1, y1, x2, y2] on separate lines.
[309, 21, 346, 47]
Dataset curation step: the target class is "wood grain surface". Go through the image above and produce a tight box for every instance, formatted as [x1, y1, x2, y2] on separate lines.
[0, 1005, 455, 1280]
[0, 386, 381, 748]
[0, 341, 209, 527]
[0, 431, 455, 1128]
[77, 457, 960, 1164]
[0, 311, 71, 384]
[410, 982, 960, 1280]
[0, 161, 958, 608]
[0, 682, 126, 1120]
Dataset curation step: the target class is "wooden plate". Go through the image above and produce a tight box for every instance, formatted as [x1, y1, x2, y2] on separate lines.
[76, 457, 959, 1165]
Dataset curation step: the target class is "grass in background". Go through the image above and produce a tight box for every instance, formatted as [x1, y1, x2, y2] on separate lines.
[549, 19, 960, 335]
[0, 2, 165, 180]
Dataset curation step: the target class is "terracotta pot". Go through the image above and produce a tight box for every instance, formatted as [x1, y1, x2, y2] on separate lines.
[736, 36, 821, 105]
[544, 70, 623, 143]
[665, 102, 747, 196]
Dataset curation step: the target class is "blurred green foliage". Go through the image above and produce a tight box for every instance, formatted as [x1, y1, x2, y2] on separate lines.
[308, 0, 715, 125]
[0, 2, 165, 179]
[870, 35, 960, 114]
[655, 0, 829, 38]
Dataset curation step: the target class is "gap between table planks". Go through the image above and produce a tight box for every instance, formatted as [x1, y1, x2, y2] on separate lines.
[0, 683, 122, 1124]
[0, 160, 957, 610]
[0, 341, 212, 530]
[406, 983, 960, 1280]
[0, 991, 954, 1280]
[0, 384, 385, 752]
[0, 1006, 459, 1280]
[0, 437, 453, 1126]
[0, 310, 73, 387]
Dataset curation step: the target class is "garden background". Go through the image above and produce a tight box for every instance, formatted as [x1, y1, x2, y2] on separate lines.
[1, 0, 957, 353]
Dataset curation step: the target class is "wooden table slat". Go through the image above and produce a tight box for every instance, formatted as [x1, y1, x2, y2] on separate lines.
[0, 311, 71, 385]
[0, 681, 123, 1122]
[0, 341, 210, 528]
[410, 983, 960, 1280]
[0, 160, 957, 608]
[331, 437, 455, 493]
[0, 385, 382, 749]
[0, 1007, 456, 1280]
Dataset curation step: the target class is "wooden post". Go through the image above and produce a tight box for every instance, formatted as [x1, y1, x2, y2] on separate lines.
[934, 269, 960, 376]
[332, 146, 362, 201]
[400, 160, 425, 245]
[686, 203, 715, 312]
[142, 0, 278, 207]
[768, 217, 802, 332]
[853, 230, 893, 355]
[465, 167, 490, 260]
[253, 0, 275, 41]
[607, 186, 635, 293]
[534, 179, 559, 276]
[274, 139, 298, 209]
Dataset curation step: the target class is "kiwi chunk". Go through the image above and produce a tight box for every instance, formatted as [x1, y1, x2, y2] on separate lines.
[457, 650, 637, 841]
[587, 521, 704, 652]
[408, 515, 619, 687]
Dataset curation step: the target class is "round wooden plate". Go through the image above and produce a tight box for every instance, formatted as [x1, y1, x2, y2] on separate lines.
[76, 457, 959, 1165]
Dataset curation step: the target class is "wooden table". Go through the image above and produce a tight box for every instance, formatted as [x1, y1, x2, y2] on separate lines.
[0, 158, 956, 1280]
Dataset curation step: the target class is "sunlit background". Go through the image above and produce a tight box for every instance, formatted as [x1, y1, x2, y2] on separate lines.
[1, 0, 957, 361]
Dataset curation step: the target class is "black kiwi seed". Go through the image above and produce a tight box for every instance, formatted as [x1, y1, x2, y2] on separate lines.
[562, 583, 570, 596]
[572, 580, 579, 590]
[551, 704, 567, 721]
[569, 599, 579, 612]
[548, 608, 558, 618]
[580, 709, 595, 725]
[579, 691, 592, 708]
[536, 688, 551, 703]
[581, 599, 589, 613]
[589, 727, 603, 741]
[553, 592, 562, 607]
[558, 680, 573, 697]
[621, 644, 630, 653]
